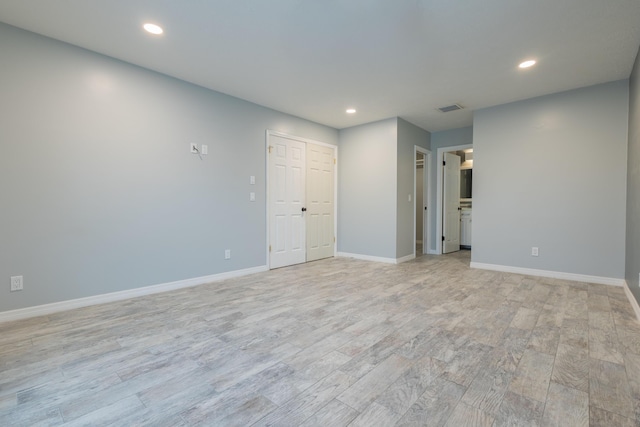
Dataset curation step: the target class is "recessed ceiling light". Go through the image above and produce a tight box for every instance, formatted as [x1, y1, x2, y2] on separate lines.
[143, 23, 164, 35]
[346, 108, 356, 114]
[518, 60, 536, 69]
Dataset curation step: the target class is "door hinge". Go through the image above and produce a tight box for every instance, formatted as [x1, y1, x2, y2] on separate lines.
[268, 146, 273, 154]
[334, 158, 336, 165]
[442, 236, 445, 242]
[269, 245, 272, 252]
[443, 160, 446, 166]
[334, 237, 336, 243]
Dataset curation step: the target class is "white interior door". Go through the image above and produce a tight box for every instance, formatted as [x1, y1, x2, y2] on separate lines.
[443, 152, 461, 253]
[269, 135, 306, 268]
[306, 143, 334, 262]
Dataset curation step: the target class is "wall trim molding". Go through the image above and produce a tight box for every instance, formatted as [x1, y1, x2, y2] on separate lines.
[470, 262, 625, 287]
[337, 252, 414, 265]
[623, 280, 640, 322]
[0, 265, 268, 324]
[397, 254, 416, 264]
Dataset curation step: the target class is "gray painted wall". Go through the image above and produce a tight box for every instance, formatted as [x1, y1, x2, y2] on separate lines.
[396, 118, 431, 258]
[428, 126, 473, 252]
[626, 46, 640, 305]
[0, 23, 338, 312]
[473, 81, 629, 279]
[337, 118, 398, 259]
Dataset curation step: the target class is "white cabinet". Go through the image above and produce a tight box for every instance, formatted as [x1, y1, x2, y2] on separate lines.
[460, 209, 472, 248]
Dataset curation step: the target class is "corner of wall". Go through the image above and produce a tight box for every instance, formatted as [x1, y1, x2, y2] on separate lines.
[625, 43, 640, 308]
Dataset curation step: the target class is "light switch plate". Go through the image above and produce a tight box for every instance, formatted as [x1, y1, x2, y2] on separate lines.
[250, 192, 256, 202]
[250, 176, 255, 185]
[10, 275, 23, 292]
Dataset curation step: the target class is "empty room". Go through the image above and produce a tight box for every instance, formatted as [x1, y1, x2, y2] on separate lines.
[2, 1, 640, 426]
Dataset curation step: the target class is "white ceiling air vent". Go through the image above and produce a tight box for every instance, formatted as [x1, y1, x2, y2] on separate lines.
[436, 104, 463, 113]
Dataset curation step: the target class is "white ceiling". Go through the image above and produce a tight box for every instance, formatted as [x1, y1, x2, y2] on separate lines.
[1, 1, 639, 132]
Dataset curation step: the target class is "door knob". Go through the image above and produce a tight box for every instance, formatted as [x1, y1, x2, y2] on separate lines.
[301, 207, 307, 212]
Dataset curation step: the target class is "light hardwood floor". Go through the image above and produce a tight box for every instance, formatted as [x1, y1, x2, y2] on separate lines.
[1, 251, 639, 426]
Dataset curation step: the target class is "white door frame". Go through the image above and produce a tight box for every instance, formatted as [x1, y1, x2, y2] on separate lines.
[414, 146, 431, 256]
[266, 130, 338, 268]
[436, 144, 472, 255]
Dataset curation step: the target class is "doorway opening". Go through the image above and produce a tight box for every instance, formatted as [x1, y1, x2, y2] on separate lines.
[436, 144, 472, 255]
[414, 147, 431, 257]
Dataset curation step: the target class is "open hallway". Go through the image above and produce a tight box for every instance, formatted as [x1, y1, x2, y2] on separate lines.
[1, 252, 639, 426]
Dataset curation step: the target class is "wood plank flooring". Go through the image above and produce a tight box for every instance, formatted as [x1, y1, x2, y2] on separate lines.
[1, 251, 640, 426]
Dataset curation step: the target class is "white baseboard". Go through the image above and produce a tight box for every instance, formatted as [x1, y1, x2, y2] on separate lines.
[397, 254, 416, 264]
[470, 262, 625, 287]
[0, 265, 268, 324]
[427, 249, 439, 255]
[337, 252, 414, 265]
[623, 281, 640, 322]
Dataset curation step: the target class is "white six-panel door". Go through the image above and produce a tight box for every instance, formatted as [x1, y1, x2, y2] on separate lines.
[306, 143, 334, 262]
[269, 135, 306, 268]
[443, 152, 461, 254]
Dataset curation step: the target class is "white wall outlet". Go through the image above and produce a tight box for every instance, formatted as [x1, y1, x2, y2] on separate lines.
[531, 247, 539, 257]
[190, 143, 198, 154]
[201, 145, 208, 155]
[224, 249, 231, 259]
[408, 194, 412, 202]
[249, 192, 256, 202]
[10, 275, 23, 292]
[250, 176, 255, 185]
